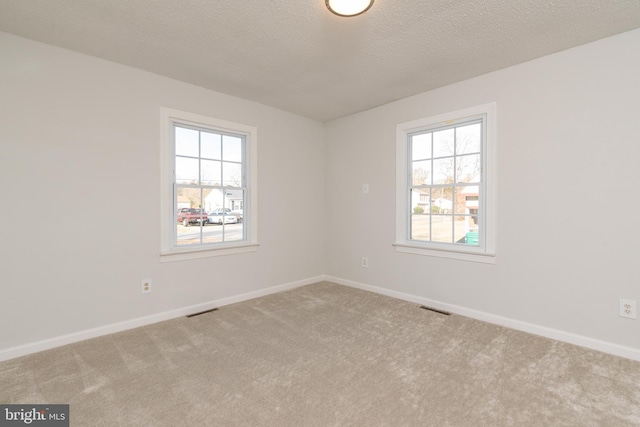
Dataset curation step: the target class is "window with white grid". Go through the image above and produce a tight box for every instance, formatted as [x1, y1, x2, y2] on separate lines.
[161, 108, 258, 262]
[395, 103, 496, 263]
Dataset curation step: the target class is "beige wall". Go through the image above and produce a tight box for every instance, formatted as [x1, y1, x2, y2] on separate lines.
[0, 32, 326, 355]
[325, 29, 640, 351]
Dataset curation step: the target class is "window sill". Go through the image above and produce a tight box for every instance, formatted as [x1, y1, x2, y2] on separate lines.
[393, 242, 496, 264]
[160, 242, 259, 263]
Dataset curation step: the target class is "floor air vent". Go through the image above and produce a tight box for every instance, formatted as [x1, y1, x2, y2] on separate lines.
[186, 308, 219, 318]
[419, 305, 451, 316]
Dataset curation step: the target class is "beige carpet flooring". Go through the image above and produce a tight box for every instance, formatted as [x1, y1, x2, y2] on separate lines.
[1, 281, 639, 426]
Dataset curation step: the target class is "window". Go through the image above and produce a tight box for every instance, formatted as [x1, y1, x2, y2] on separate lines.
[161, 108, 258, 262]
[395, 103, 496, 263]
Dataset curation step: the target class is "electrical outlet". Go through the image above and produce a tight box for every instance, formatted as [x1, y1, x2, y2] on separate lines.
[362, 183, 369, 194]
[361, 257, 369, 268]
[141, 279, 152, 294]
[619, 298, 636, 319]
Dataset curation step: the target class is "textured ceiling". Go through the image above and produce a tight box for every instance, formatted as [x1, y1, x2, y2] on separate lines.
[1, 1, 639, 121]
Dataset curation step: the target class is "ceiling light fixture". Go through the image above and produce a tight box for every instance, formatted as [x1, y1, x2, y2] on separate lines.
[325, 0, 374, 17]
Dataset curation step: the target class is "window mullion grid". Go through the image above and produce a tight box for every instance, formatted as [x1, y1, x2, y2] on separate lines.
[220, 137, 226, 242]
[172, 125, 178, 246]
[429, 132, 434, 242]
[409, 123, 481, 245]
[407, 137, 413, 241]
[231, 185, 247, 241]
[198, 131, 204, 244]
[408, 183, 414, 241]
[451, 127, 457, 243]
[221, 185, 227, 243]
[397, 106, 492, 255]
[163, 110, 256, 257]
[478, 121, 485, 250]
[196, 187, 202, 244]
[172, 183, 177, 246]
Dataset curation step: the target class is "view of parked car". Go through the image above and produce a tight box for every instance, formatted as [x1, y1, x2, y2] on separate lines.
[232, 209, 243, 222]
[207, 210, 238, 224]
[209, 207, 243, 222]
[177, 208, 208, 227]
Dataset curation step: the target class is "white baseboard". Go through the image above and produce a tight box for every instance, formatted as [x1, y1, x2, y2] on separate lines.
[325, 275, 640, 362]
[0, 275, 323, 362]
[5, 274, 638, 363]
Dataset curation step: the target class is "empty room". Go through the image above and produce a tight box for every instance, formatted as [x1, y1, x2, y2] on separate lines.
[1, 1, 640, 425]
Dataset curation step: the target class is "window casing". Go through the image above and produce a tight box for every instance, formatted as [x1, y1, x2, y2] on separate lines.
[395, 103, 496, 263]
[161, 108, 258, 262]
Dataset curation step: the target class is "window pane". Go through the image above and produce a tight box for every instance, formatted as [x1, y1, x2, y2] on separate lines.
[176, 157, 199, 184]
[410, 188, 430, 215]
[176, 190, 205, 246]
[431, 215, 453, 243]
[223, 135, 242, 162]
[201, 160, 221, 185]
[411, 133, 431, 160]
[454, 217, 479, 246]
[176, 186, 200, 210]
[225, 189, 245, 215]
[454, 216, 476, 245]
[223, 162, 242, 187]
[201, 132, 221, 160]
[202, 222, 244, 244]
[411, 213, 430, 241]
[205, 190, 244, 218]
[455, 185, 479, 215]
[453, 186, 468, 215]
[433, 128, 454, 158]
[224, 222, 244, 242]
[456, 154, 480, 183]
[432, 188, 452, 213]
[470, 214, 479, 229]
[203, 189, 244, 244]
[456, 123, 481, 155]
[175, 127, 199, 157]
[433, 158, 454, 185]
[453, 182, 479, 245]
[202, 187, 212, 206]
[202, 224, 223, 244]
[412, 160, 431, 186]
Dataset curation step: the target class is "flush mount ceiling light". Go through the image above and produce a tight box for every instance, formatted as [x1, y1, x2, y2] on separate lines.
[326, 0, 374, 17]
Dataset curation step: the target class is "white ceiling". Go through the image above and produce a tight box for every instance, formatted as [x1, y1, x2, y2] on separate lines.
[1, 1, 639, 122]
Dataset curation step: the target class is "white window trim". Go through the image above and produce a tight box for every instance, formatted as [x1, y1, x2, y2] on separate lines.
[394, 103, 496, 264]
[160, 107, 258, 262]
